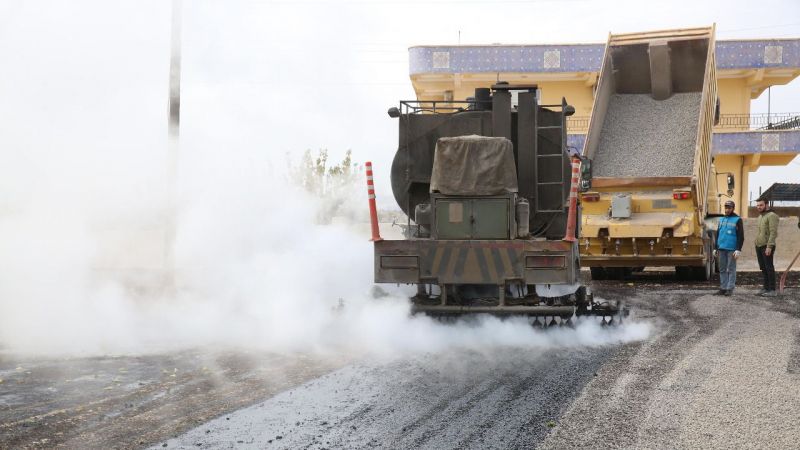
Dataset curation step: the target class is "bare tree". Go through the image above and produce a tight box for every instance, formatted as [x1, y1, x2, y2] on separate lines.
[288, 149, 361, 223]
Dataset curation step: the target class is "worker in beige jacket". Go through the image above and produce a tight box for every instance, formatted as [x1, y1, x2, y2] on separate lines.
[754, 198, 779, 296]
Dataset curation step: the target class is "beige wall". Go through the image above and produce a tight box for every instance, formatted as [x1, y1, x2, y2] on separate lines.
[716, 78, 750, 116]
[537, 81, 594, 116]
[413, 76, 596, 116]
[713, 154, 748, 216]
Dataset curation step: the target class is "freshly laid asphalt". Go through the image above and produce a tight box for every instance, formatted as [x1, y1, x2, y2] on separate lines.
[3, 271, 799, 449]
[159, 273, 800, 450]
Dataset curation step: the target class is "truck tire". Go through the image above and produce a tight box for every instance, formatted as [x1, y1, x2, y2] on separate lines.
[692, 243, 714, 281]
[590, 267, 607, 280]
[675, 266, 690, 281]
[703, 249, 713, 281]
[691, 264, 711, 282]
[606, 267, 632, 280]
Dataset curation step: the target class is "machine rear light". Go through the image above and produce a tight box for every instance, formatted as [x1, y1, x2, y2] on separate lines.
[581, 192, 600, 202]
[673, 191, 691, 200]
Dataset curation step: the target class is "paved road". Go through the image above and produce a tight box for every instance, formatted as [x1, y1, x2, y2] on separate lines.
[542, 283, 800, 449]
[157, 346, 617, 449]
[159, 277, 800, 450]
[3, 273, 799, 449]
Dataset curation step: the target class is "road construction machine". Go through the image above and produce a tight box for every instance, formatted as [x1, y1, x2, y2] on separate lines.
[372, 83, 624, 323]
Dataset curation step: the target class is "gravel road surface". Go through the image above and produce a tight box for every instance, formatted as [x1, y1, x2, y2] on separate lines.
[4, 273, 799, 449]
[542, 284, 800, 449]
[158, 275, 800, 450]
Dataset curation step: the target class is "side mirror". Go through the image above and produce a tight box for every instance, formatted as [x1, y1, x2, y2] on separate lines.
[387, 107, 401, 118]
[579, 158, 592, 191]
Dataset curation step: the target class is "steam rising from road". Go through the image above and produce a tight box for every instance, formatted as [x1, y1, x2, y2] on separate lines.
[0, 2, 651, 357]
[0, 149, 650, 356]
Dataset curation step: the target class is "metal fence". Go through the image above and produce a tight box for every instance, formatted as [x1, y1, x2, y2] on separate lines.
[566, 116, 590, 132]
[566, 113, 800, 133]
[716, 113, 800, 130]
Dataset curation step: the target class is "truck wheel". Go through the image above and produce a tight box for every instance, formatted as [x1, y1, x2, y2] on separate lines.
[574, 285, 588, 306]
[590, 267, 607, 280]
[606, 267, 632, 280]
[703, 249, 713, 281]
[691, 264, 711, 282]
[675, 266, 690, 281]
[692, 243, 713, 281]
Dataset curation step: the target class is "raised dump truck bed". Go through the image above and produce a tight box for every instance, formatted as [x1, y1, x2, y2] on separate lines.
[580, 26, 720, 281]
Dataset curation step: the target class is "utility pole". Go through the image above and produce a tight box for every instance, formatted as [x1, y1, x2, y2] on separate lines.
[164, 0, 182, 292]
[169, 0, 181, 141]
[767, 86, 771, 129]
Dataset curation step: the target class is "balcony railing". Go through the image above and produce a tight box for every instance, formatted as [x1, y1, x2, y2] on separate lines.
[566, 116, 590, 133]
[566, 113, 800, 133]
[716, 113, 800, 130]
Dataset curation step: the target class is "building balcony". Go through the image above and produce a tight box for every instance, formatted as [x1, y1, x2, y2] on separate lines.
[410, 39, 800, 75]
[409, 39, 800, 99]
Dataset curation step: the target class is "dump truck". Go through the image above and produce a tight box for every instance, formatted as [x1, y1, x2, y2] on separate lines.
[579, 26, 729, 281]
[372, 83, 624, 323]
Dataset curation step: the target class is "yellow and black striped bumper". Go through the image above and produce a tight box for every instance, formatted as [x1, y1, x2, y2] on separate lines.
[375, 239, 578, 285]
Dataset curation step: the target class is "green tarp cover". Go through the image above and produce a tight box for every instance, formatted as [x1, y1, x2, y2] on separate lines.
[430, 135, 518, 195]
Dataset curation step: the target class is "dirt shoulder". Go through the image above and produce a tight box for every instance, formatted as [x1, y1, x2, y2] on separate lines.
[0, 350, 346, 449]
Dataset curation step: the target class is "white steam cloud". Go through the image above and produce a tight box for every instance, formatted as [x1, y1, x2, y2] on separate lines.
[0, 1, 651, 358]
[0, 145, 651, 356]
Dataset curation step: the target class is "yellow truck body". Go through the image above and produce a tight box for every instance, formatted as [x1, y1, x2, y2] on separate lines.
[580, 26, 720, 280]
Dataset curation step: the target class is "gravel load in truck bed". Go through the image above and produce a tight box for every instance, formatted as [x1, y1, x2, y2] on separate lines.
[594, 93, 702, 178]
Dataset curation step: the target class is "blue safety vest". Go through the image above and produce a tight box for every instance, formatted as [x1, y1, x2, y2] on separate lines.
[717, 215, 740, 251]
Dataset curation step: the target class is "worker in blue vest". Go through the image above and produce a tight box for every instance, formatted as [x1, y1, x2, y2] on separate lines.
[713, 200, 744, 296]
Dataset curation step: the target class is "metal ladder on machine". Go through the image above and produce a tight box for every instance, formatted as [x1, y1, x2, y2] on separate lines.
[534, 98, 571, 214]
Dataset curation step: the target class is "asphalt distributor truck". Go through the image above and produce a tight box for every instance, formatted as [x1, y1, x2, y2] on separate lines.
[373, 83, 624, 325]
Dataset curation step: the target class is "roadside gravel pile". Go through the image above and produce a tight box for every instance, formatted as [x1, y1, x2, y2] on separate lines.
[540, 287, 800, 449]
[594, 93, 702, 178]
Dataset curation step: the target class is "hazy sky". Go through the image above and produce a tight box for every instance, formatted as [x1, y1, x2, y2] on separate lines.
[0, 0, 798, 207]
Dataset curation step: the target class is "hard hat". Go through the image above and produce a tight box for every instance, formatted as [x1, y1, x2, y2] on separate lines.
[724, 200, 735, 208]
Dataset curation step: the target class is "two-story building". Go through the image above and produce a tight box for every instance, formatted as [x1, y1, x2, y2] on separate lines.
[407, 38, 800, 217]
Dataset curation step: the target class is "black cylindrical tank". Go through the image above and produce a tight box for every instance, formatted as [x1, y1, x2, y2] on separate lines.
[474, 88, 491, 111]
